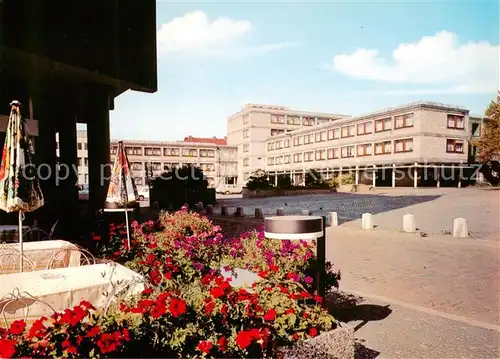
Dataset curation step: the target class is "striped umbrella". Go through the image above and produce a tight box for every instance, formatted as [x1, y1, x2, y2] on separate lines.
[0, 101, 44, 272]
[104, 140, 138, 248]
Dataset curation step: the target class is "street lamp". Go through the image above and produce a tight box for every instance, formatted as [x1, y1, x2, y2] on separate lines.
[264, 215, 327, 303]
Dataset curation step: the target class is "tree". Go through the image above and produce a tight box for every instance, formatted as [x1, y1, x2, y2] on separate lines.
[277, 174, 292, 189]
[246, 169, 273, 190]
[474, 93, 500, 163]
[305, 169, 328, 188]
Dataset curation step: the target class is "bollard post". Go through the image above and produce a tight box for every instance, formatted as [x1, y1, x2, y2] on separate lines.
[300, 209, 310, 216]
[221, 206, 227, 216]
[452, 217, 468, 238]
[329, 212, 338, 227]
[235, 207, 244, 217]
[402, 214, 416, 233]
[254, 208, 263, 219]
[317, 216, 326, 306]
[205, 205, 214, 215]
[276, 208, 285, 216]
[361, 213, 373, 229]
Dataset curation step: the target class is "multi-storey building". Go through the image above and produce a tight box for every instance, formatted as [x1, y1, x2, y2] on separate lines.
[264, 101, 479, 187]
[75, 132, 238, 188]
[226, 104, 351, 185]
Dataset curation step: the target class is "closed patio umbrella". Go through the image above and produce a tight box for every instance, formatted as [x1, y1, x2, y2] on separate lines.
[0, 101, 44, 272]
[104, 141, 138, 249]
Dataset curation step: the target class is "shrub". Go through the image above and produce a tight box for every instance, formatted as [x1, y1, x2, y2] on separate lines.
[150, 164, 208, 210]
[304, 170, 329, 189]
[277, 174, 292, 189]
[328, 177, 340, 189]
[246, 169, 273, 191]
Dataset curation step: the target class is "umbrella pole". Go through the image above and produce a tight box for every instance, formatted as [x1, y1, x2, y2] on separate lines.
[19, 211, 24, 273]
[125, 209, 131, 250]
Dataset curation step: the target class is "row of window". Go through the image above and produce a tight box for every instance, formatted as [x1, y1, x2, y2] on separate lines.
[266, 138, 465, 165]
[267, 113, 465, 151]
[126, 162, 218, 172]
[110, 146, 218, 158]
[270, 114, 334, 126]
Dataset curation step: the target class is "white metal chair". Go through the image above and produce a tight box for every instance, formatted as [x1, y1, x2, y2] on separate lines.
[0, 245, 36, 274]
[46, 244, 96, 269]
[0, 288, 56, 328]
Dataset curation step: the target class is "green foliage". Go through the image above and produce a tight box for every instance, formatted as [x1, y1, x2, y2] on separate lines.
[277, 174, 292, 189]
[245, 169, 273, 191]
[328, 177, 340, 189]
[304, 170, 329, 188]
[474, 93, 500, 163]
[150, 164, 208, 210]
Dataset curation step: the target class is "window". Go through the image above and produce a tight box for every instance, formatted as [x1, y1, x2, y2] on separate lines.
[357, 121, 373, 135]
[271, 114, 285, 124]
[302, 116, 314, 126]
[84, 143, 88, 150]
[134, 177, 143, 185]
[145, 147, 161, 156]
[84, 158, 88, 166]
[328, 128, 340, 140]
[164, 147, 180, 156]
[284, 155, 290, 164]
[315, 131, 326, 142]
[200, 163, 215, 172]
[77, 143, 82, 150]
[304, 151, 314, 162]
[341, 146, 355, 158]
[356, 144, 373, 156]
[182, 149, 197, 157]
[315, 150, 326, 160]
[84, 174, 88, 184]
[447, 114, 465, 129]
[471, 123, 481, 137]
[276, 140, 283, 149]
[267, 157, 275, 165]
[242, 114, 249, 124]
[394, 138, 414, 153]
[77, 158, 82, 166]
[271, 129, 285, 136]
[243, 144, 249, 152]
[125, 147, 142, 155]
[267, 142, 275, 151]
[394, 113, 414, 129]
[243, 158, 249, 167]
[152, 162, 162, 171]
[341, 125, 355, 138]
[327, 148, 340, 159]
[287, 116, 301, 125]
[304, 134, 314, 144]
[293, 153, 303, 163]
[110, 146, 117, 155]
[243, 130, 249, 138]
[374, 141, 392, 155]
[293, 136, 302, 146]
[284, 139, 291, 148]
[199, 149, 215, 157]
[317, 118, 331, 125]
[375, 117, 392, 132]
[446, 139, 464, 153]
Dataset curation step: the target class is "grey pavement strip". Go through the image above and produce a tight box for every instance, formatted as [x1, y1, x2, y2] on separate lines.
[342, 288, 500, 333]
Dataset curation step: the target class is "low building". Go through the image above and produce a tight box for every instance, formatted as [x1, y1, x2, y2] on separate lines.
[264, 101, 478, 187]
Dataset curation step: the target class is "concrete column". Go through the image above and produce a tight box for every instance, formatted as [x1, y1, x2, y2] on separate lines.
[339, 167, 343, 185]
[414, 162, 418, 188]
[436, 167, 441, 188]
[274, 175, 278, 187]
[55, 112, 79, 238]
[458, 167, 462, 188]
[86, 87, 111, 213]
[392, 164, 396, 187]
[355, 165, 359, 185]
[372, 165, 376, 188]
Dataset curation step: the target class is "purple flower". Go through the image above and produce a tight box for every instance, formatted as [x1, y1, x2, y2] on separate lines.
[304, 276, 313, 284]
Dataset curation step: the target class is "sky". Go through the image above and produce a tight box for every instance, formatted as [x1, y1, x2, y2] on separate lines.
[106, 0, 499, 141]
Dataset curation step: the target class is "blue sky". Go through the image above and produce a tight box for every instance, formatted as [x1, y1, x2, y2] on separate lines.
[107, 1, 499, 141]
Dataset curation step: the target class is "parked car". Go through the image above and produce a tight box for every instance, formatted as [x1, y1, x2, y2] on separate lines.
[78, 184, 89, 201]
[137, 186, 149, 200]
[215, 185, 242, 195]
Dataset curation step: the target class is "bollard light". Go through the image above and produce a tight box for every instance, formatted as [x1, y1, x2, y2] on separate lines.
[264, 215, 327, 303]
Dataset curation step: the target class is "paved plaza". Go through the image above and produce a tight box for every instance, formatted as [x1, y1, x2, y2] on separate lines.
[217, 188, 500, 238]
[217, 188, 500, 357]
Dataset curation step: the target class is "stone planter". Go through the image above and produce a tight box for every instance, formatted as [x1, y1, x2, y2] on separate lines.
[337, 184, 357, 193]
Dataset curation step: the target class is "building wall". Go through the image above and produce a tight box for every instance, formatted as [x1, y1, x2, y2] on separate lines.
[226, 104, 350, 185]
[264, 102, 471, 182]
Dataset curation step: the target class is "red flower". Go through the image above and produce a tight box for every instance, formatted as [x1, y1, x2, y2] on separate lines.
[210, 286, 225, 299]
[150, 303, 166, 318]
[80, 300, 95, 310]
[218, 337, 228, 352]
[258, 270, 268, 279]
[204, 300, 215, 315]
[27, 317, 46, 339]
[236, 331, 253, 349]
[122, 328, 131, 342]
[93, 235, 101, 241]
[169, 298, 187, 317]
[285, 308, 295, 315]
[197, 340, 213, 354]
[269, 264, 279, 272]
[0, 339, 17, 358]
[141, 288, 154, 296]
[149, 270, 162, 285]
[314, 295, 323, 304]
[97, 333, 118, 354]
[263, 309, 276, 321]
[292, 333, 300, 340]
[9, 320, 26, 335]
[309, 328, 318, 337]
[86, 325, 101, 338]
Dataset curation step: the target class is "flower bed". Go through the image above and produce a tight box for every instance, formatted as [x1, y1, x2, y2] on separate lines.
[0, 208, 341, 358]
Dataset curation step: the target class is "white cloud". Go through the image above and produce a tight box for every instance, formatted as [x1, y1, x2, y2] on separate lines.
[331, 31, 500, 94]
[157, 11, 297, 57]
